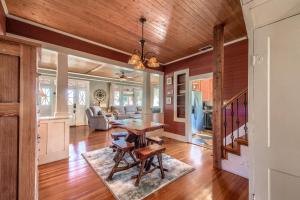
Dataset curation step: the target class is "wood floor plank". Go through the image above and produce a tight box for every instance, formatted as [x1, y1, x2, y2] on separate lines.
[38, 126, 248, 200]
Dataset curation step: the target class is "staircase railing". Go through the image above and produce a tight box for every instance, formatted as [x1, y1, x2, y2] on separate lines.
[222, 88, 248, 156]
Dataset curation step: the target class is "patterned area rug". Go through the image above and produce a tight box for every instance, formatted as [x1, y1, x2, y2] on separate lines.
[82, 147, 194, 200]
[192, 131, 213, 149]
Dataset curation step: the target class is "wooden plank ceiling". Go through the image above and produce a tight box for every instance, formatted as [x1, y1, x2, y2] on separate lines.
[5, 0, 246, 63]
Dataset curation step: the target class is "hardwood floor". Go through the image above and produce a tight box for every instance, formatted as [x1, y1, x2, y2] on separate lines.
[39, 126, 249, 200]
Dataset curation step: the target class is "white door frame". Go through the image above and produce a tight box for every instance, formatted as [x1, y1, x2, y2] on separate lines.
[186, 72, 213, 143]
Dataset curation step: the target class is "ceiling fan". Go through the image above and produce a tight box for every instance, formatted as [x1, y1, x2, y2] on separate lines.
[115, 70, 138, 80]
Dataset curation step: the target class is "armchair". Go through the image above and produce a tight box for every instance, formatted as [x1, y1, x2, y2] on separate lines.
[86, 106, 111, 130]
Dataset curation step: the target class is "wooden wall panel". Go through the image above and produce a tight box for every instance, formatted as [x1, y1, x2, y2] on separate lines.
[163, 40, 248, 135]
[0, 117, 18, 200]
[0, 38, 37, 200]
[0, 54, 19, 102]
[0, 48, 19, 200]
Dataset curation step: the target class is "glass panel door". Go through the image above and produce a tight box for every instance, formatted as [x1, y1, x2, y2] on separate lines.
[68, 79, 89, 126]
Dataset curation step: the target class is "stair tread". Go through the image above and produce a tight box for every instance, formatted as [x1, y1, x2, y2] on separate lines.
[235, 136, 248, 146]
[224, 142, 240, 156]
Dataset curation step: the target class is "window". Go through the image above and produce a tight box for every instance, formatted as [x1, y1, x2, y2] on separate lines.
[111, 84, 143, 107]
[134, 88, 143, 107]
[113, 91, 120, 106]
[78, 90, 86, 105]
[40, 87, 51, 106]
[68, 89, 74, 105]
[153, 87, 160, 107]
[123, 89, 134, 106]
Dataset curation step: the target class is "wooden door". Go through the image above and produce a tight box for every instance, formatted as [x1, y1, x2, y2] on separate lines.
[0, 51, 19, 200]
[0, 37, 37, 199]
[76, 80, 89, 126]
[253, 14, 300, 200]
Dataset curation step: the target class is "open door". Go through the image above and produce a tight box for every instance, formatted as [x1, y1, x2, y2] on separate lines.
[252, 14, 300, 200]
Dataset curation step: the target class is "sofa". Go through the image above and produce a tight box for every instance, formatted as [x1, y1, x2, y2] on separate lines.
[111, 105, 142, 120]
[86, 106, 111, 130]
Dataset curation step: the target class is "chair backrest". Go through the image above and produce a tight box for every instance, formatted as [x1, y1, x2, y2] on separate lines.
[111, 106, 125, 114]
[124, 105, 137, 114]
[90, 106, 102, 116]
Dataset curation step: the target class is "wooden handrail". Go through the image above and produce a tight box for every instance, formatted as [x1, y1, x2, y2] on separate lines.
[222, 88, 248, 108]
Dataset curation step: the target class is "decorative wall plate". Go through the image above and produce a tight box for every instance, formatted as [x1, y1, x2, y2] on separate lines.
[94, 89, 106, 102]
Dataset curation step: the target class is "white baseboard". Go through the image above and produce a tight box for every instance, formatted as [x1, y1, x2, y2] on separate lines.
[162, 131, 187, 142]
[222, 145, 249, 179]
[146, 129, 164, 137]
[147, 130, 187, 142]
[224, 123, 248, 145]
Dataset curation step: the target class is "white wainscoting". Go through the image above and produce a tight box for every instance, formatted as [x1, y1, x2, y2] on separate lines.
[38, 117, 70, 165]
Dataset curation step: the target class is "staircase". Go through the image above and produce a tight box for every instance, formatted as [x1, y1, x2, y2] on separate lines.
[221, 88, 249, 178]
[224, 135, 248, 158]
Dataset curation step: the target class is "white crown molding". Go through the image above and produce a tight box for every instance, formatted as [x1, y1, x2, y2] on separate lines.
[163, 36, 248, 65]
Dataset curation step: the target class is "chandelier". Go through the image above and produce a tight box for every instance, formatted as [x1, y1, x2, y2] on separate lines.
[128, 17, 160, 70]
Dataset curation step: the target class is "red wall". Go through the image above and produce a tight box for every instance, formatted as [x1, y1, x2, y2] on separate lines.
[163, 40, 248, 135]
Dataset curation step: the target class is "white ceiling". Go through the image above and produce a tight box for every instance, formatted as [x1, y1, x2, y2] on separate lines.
[39, 48, 160, 84]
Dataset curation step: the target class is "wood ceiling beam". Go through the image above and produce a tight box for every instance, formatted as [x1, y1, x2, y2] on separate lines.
[212, 23, 224, 169]
[6, 18, 130, 63]
[0, 2, 5, 35]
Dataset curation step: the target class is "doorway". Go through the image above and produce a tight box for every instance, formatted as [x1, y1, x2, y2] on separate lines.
[68, 79, 90, 126]
[187, 73, 213, 149]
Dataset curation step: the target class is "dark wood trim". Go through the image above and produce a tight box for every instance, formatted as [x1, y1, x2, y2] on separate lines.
[212, 24, 224, 169]
[6, 18, 130, 63]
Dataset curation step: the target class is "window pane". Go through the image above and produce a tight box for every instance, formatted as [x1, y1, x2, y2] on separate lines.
[40, 87, 51, 106]
[78, 90, 86, 105]
[153, 87, 159, 107]
[134, 88, 143, 107]
[68, 90, 74, 105]
[113, 91, 120, 106]
[123, 96, 129, 106]
[128, 96, 133, 105]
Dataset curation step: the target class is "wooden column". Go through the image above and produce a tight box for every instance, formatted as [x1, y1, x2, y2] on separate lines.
[142, 71, 152, 121]
[54, 52, 69, 117]
[212, 24, 224, 169]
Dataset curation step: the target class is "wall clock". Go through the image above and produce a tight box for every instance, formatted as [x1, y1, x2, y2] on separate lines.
[94, 89, 106, 102]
